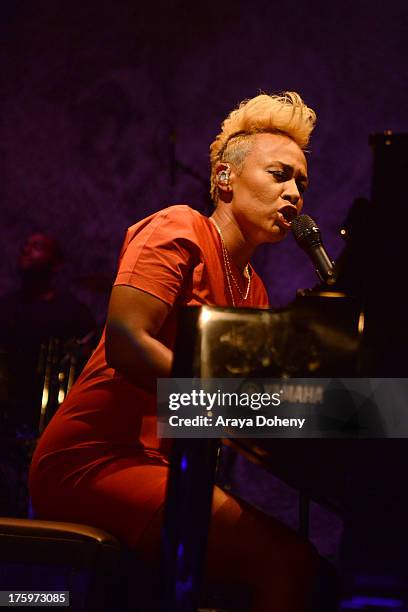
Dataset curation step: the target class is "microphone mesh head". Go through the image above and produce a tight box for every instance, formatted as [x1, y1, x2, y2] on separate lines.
[292, 214, 321, 247]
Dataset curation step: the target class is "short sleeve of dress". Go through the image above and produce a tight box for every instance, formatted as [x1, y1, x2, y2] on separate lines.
[114, 206, 200, 307]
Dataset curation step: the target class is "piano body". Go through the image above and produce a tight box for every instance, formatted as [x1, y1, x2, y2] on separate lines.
[160, 133, 408, 610]
[161, 291, 364, 611]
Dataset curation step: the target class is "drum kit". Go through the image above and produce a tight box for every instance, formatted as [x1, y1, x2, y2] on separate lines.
[1, 274, 112, 435]
[0, 274, 110, 516]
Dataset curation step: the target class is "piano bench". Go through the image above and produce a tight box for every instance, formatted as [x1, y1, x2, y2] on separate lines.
[0, 517, 133, 611]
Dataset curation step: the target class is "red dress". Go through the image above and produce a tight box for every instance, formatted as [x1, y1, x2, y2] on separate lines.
[29, 205, 269, 548]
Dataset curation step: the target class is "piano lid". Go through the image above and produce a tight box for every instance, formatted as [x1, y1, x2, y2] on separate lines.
[172, 291, 362, 379]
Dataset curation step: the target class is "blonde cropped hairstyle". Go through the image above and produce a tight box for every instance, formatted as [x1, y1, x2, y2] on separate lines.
[209, 91, 317, 202]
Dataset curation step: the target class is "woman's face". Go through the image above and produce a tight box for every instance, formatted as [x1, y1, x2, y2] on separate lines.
[228, 132, 308, 245]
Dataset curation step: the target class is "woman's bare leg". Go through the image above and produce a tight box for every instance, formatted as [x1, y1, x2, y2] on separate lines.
[203, 486, 319, 611]
[138, 484, 319, 612]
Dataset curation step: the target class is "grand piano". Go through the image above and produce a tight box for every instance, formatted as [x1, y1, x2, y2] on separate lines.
[160, 133, 408, 611]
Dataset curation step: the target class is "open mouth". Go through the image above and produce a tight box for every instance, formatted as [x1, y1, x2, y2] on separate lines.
[276, 204, 298, 229]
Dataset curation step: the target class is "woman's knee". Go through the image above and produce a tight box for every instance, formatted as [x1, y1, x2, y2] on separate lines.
[208, 489, 318, 579]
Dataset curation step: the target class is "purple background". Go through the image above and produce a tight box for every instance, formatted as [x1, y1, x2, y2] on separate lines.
[1, 0, 407, 322]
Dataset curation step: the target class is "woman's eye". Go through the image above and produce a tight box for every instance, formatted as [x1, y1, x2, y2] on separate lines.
[268, 170, 285, 179]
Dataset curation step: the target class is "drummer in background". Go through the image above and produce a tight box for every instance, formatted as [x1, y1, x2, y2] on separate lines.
[0, 233, 96, 434]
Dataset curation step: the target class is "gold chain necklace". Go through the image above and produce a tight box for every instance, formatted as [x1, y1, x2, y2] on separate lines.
[210, 217, 251, 307]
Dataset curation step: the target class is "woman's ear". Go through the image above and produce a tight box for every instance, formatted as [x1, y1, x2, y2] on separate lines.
[214, 163, 233, 201]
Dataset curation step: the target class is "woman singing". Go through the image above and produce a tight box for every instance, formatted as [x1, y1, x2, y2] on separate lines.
[30, 92, 327, 611]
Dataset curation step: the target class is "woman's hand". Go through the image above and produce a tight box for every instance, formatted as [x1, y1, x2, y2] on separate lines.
[105, 285, 173, 392]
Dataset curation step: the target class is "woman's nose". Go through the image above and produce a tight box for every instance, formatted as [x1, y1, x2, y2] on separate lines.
[282, 179, 301, 206]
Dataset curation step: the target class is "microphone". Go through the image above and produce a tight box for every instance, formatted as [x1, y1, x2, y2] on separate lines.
[292, 214, 335, 284]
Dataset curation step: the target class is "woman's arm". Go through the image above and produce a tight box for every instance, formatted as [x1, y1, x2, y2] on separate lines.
[105, 285, 173, 393]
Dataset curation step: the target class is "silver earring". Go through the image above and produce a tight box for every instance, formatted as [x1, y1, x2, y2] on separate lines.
[219, 170, 230, 183]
